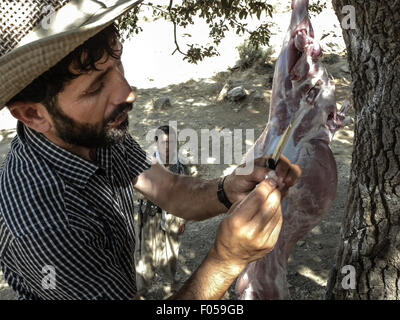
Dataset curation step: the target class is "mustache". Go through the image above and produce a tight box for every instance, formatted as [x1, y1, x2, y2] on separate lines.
[106, 102, 133, 123]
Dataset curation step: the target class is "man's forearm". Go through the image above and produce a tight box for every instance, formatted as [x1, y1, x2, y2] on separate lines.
[171, 247, 245, 300]
[166, 175, 228, 221]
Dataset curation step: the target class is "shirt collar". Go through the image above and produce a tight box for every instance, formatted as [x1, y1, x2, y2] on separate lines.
[154, 150, 164, 166]
[95, 145, 113, 178]
[18, 122, 105, 188]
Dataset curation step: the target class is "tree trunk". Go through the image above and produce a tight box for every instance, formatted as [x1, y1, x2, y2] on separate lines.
[326, 0, 400, 299]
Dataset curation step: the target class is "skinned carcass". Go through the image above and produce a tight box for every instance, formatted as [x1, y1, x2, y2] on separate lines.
[235, 0, 351, 300]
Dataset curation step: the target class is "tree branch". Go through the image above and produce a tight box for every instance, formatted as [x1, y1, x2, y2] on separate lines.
[167, 0, 188, 57]
[168, 0, 174, 12]
[171, 16, 187, 57]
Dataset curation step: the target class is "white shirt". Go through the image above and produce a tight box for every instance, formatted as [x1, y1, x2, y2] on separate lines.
[155, 151, 169, 232]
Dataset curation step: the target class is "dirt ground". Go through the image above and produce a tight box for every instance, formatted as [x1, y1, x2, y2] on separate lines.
[0, 2, 353, 301]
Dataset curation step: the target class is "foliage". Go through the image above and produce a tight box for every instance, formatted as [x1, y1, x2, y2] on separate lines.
[118, 0, 328, 64]
[309, 0, 328, 16]
[236, 40, 275, 70]
[118, 4, 143, 39]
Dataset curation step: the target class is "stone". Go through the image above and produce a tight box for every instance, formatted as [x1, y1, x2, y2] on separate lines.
[251, 90, 264, 102]
[227, 86, 247, 102]
[153, 97, 172, 109]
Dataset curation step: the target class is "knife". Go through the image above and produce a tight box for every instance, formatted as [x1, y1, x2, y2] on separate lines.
[267, 99, 313, 170]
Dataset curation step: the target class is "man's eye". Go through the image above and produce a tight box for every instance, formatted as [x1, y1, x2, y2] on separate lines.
[86, 83, 104, 96]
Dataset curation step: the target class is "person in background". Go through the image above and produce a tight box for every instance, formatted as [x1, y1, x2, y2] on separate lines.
[135, 126, 188, 298]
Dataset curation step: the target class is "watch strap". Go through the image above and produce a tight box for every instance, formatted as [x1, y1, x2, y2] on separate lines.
[217, 176, 232, 210]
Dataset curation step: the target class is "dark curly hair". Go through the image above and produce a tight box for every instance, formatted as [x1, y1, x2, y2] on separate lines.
[7, 23, 120, 113]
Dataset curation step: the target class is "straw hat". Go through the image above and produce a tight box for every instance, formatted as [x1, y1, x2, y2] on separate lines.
[0, 0, 142, 110]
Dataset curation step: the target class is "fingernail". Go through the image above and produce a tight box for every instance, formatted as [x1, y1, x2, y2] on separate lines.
[266, 178, 278, 188]
[265, 171, 279, 182]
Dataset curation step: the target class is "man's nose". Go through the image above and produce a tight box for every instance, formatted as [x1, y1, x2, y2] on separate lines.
[111, 62, 136, 105]
[126, 91, 136, 103]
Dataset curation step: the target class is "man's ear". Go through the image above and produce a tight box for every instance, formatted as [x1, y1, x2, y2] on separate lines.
[9, 102, 52, 133]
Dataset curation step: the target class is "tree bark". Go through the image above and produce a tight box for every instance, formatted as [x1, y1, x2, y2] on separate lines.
[326, 0, 400, 299]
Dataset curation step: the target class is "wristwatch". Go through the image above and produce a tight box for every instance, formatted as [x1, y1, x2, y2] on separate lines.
[217, 176, 233, 209]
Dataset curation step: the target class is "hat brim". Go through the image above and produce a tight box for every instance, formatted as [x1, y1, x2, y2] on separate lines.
[0, 0, 142, 109]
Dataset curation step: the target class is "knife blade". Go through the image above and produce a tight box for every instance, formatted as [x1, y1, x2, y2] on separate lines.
[267, 99, 313, 170]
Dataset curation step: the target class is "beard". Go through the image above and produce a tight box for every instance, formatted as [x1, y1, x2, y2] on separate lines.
[49, 101, 132, 149]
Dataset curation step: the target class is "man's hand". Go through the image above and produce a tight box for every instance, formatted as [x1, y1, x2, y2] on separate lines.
[173, 179, 281, 300]
[211, 177, 283, 272]
[224, 156, 302, 205]
[172, 157, 301, 299]
[212, 156, 302, 270]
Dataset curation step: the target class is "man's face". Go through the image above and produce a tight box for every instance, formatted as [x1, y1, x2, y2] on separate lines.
[156, 133, 177, 165]
[48, 39, 135, 149]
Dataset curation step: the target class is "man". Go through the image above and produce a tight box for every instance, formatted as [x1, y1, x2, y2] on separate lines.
[0, 0, 301, 300]
[135, 125, 187, 297]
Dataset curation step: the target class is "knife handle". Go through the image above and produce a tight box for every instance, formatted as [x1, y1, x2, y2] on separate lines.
[267, 158, 278, 170]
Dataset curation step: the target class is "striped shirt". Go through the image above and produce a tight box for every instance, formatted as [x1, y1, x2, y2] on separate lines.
[0, 122, 151, 299]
